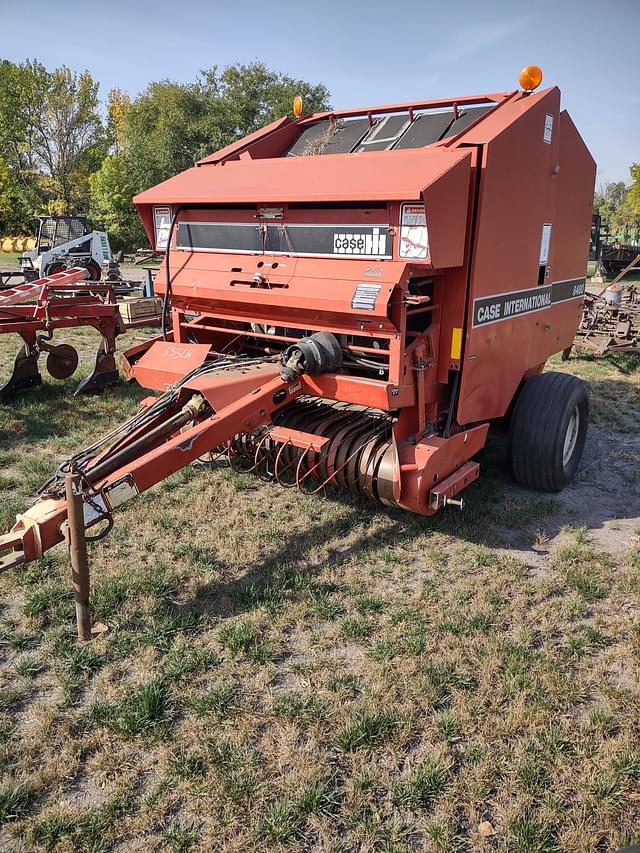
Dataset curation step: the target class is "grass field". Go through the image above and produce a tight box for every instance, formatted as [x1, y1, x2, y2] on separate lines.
[0, 327, 639, 852]
[0, 251, 20, 270]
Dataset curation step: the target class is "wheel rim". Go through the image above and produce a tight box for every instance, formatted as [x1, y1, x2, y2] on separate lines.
[563, 405, 580, 467]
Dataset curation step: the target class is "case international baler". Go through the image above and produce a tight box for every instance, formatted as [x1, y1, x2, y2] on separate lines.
[0, 67, 596, 573]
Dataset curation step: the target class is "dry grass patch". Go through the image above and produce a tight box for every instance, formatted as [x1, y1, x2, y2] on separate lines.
[0, 332, 639, 850]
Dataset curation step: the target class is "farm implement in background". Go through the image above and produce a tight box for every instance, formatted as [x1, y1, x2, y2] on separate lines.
[570, 253, 640, 356]
[0, 68, 596, 643]
[0, 267, 160, 397]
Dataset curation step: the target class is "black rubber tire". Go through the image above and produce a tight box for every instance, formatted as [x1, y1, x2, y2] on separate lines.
[508, 371, 589, 492]
[85, 259, 101, 281]
[44, 262, 66, 277]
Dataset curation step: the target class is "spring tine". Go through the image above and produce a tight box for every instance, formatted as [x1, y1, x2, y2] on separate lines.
[274, 439, 302, 487]
[295, 446, 313, 491]
[254, 430, 276, 479]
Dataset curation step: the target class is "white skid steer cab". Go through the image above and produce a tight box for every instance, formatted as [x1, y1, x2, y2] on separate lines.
[20, 216, 112, 282]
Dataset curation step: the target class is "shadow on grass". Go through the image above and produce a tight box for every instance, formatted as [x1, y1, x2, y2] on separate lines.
[0, 376, 146, 444]
[2, 347, 638, 628]
[183, 409, 639, 623]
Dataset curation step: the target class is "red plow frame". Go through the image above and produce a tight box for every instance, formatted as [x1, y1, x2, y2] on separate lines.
[0, 267, 160, 396]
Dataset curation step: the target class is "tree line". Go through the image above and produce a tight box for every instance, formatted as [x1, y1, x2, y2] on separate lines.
[593, 173, 640, 243]
[2, 59, 639, 250]
[0, 59, 330, 249]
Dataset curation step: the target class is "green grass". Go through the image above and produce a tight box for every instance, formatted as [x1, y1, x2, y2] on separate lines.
[0, 782, 32, 823]
[335, 708, 398, 751]
[0, 250, 19, 268]
[0, 327, 639, 850]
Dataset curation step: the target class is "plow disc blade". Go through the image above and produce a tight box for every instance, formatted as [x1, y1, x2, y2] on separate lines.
[0, 342, 42, 399]
[74, 340, 119, 395]
[46, 344, 79, 380]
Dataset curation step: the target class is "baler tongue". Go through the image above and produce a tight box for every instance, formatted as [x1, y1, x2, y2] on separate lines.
[0, 335, 343, 571]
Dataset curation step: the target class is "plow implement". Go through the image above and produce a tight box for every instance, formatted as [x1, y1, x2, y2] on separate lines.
[0, 67, 596, 580]
[572, 285, 639, 356]
[0, 266, 159, 397]
[571, 254, 640, 357]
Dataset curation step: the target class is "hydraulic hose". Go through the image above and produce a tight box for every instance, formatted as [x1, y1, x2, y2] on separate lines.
[84, 395, 207, 485]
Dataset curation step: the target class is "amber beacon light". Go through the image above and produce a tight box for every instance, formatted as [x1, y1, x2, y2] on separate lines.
[519, 65, 543, 91]
[293, 95, 303, 117]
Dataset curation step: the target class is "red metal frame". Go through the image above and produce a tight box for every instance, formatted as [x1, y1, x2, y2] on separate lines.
[0, 267, 153, 396]
[0, 82, 596, 570]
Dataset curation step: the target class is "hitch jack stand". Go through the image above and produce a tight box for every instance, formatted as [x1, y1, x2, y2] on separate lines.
[64, 473, 93, 642]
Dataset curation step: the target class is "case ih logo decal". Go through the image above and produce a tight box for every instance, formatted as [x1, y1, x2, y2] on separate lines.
[333, 228, 387, 256]
[472, 278, 586, 328]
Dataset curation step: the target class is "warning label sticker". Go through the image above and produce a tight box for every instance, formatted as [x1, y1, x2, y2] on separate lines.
[399, 203, 429, 260]
[154, 206, 171, 250]
[539, 223, 552, 264]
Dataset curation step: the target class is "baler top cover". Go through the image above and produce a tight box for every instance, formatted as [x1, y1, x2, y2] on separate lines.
[133, 92, 509, 270]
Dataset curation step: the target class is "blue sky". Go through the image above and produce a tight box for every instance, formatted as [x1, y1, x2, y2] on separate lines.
[2, 0, 638, 186]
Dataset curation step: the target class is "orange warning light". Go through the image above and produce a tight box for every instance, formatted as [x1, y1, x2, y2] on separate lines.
[293, 95, 303, 118]
[518, 65, 543, 92]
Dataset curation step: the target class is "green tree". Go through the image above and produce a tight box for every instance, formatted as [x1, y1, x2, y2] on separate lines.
[593, 180, 633, 240]
[90, 62, 330, 249]
[198, 62, 331, 154]
[0, 59, 107, 230]
[0, 60, 48, 232]
[121, 80, 210, 193]
[89, 153, 145, 251]
[625, 164, 640, 223]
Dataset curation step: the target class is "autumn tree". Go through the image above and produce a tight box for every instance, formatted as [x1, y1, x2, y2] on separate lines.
[0, 59, 107, 230]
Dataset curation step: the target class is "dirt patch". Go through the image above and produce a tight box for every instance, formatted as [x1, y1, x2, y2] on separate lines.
[496, 423, 640, 573]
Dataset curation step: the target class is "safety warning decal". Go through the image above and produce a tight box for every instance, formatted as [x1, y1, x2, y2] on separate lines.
[472, 278, 586, 328]
[399, 203, 429, 259]
[539, 223, 552, 264]
[154, 206, 172, 250]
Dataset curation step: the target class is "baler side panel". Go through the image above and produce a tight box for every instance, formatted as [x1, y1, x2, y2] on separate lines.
[421, 152, 471, 269]
[549, 110, 596, 287]
[456, 88, 583, 424]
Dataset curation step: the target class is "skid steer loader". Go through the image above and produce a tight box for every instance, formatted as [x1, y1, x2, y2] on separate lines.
[19, 215, 112, 281]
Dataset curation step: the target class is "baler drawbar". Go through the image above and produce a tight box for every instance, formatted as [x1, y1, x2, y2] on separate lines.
[0, 70, 596, 572]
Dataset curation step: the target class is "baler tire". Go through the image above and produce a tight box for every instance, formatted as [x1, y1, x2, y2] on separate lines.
[508, 371, 589, 492]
